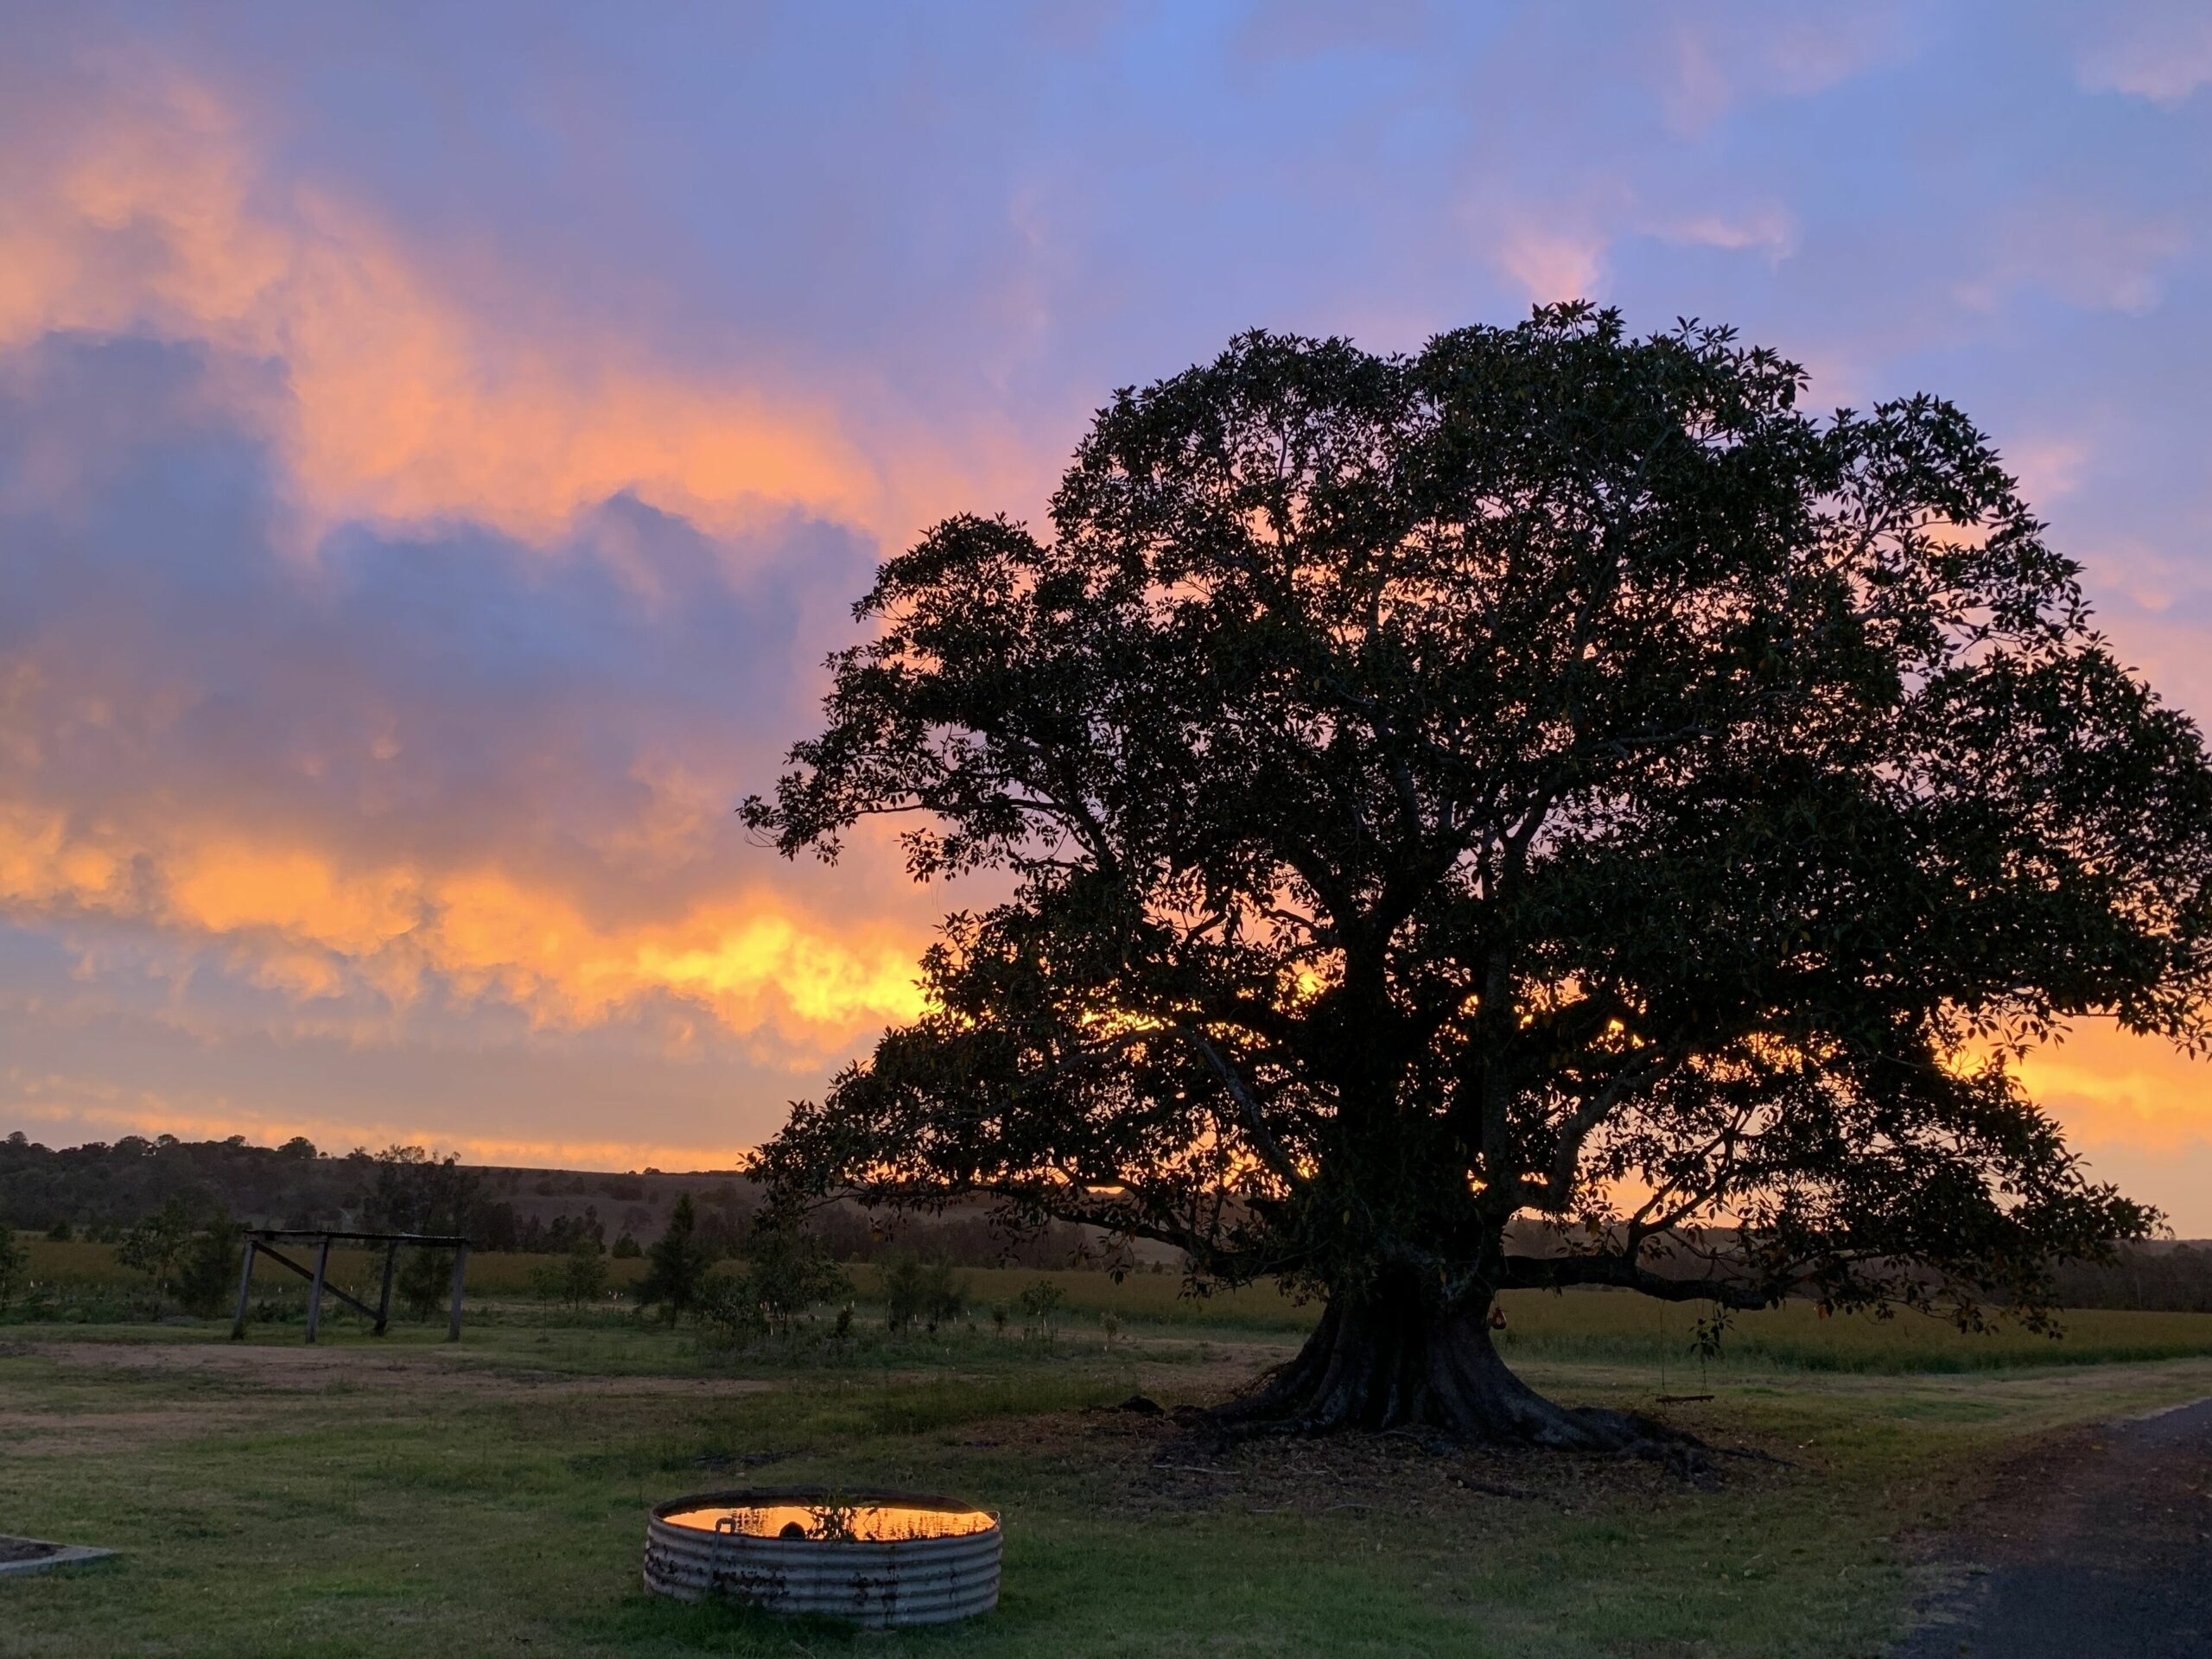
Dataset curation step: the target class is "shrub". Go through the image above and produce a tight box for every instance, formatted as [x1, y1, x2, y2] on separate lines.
[0, 1224, 26, 1313]
[105, 1196, 240, 1320]
[117, 1198, 201, 1318]
[695, 1224, 854, 1348]
[884, 1250, 969, 1333]
[174, 1215, 242, 1318]
[741, 1221, 851, 1338]
[694, 1275, 768, 1346]
[397, 1247, 456, 1320]
[882, 1250, 923, 1331]
[637, 1196, 715, 1323]
[529, 1236, 610, 1309]
[1018, 1279, 1068, 1339]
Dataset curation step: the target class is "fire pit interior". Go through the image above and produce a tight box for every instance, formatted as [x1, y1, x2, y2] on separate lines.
[644, 1487, 1001, 1627]
[664, 1499, 995, 1542]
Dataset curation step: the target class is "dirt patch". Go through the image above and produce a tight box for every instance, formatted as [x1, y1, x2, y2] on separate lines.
[1123, 1337, 1302, 1402]
[0, 1408, 216, 1455]
[14, 1339, 778, 1401]
[16, 1338, 431, 1385]
[988, 1401, 1782, 1524]
[1891, 1395, 2212, 1657]
[448, 1368, 780, 1400]
[0, 1537, 62, 1565]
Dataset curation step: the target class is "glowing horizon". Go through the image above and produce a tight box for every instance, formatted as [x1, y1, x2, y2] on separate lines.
[2, 5, 2209, 1226]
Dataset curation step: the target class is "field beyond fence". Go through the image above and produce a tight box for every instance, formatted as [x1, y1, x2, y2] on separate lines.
[16, 1234, 2212, 1375]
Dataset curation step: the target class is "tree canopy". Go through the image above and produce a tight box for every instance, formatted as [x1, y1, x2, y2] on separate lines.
[744, 305, 2212, 1444]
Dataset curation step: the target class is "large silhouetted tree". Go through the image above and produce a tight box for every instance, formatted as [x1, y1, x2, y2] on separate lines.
[744, 306, 2212, 1452]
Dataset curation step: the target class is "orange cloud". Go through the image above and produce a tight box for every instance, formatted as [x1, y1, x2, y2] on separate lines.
[170, 842, 420, 957]
[0, 807, 926, 1053]
[0, 804, 137, 912]
[0, 68, 962, 1084]
[2016, 1023, 2212, 1154]
[0, 71, 879, 543]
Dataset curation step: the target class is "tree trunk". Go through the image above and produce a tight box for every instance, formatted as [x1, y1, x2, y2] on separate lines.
[1214, 1271, 1701, 1463]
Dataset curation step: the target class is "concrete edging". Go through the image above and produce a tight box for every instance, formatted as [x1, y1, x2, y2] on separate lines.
[0, 1537, 118, 1577]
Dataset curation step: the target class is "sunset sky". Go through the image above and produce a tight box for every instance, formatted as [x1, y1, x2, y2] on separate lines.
[3, 3, 2209, 1225]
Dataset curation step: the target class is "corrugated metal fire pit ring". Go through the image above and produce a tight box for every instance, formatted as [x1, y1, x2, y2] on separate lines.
[644, 1487, 1001, 1628]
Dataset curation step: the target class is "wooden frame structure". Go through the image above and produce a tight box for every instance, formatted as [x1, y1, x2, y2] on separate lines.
[228, 1229, 471, 1344]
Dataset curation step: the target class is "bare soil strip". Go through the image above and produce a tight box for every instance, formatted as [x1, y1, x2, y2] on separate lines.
[14, 1338, 777, 1398]
[1891, 1395, 2212, 1658]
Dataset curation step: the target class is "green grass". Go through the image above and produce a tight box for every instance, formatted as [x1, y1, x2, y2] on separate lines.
[1488, 1287, 2212, 1373]
[3, 1294, 2211, 1657]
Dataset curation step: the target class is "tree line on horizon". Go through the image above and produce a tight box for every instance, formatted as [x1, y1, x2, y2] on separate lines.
[5, 1127, 2212, 1319]
[0, 1128, 1105, 1273]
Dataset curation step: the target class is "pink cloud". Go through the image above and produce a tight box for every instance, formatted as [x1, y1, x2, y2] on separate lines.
[1656, 207, 1799, 263]
[1955, 203, 2186, 316]
[2080, 10, 2212, 105]
[1491, 222, 1607, 305]
[1656, 6, 1913, 137]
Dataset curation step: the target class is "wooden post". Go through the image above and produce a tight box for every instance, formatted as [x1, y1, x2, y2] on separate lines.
[305, 1234, 332, 1344]
[229, 1236, 258, 1340]
[445, 1243, 468, 1342]
[374, 1239, 399, 1337]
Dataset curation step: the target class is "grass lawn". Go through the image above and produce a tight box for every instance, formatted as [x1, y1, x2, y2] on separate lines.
[4, 1287, 2212, 1657]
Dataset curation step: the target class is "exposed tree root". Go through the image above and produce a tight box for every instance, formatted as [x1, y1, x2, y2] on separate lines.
[1209, 1294, 1713, 1478]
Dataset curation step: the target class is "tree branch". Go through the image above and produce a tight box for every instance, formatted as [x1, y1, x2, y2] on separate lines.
[1500, 1250, 1772, 1310]
[1176, 1027, 1310, 1193]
